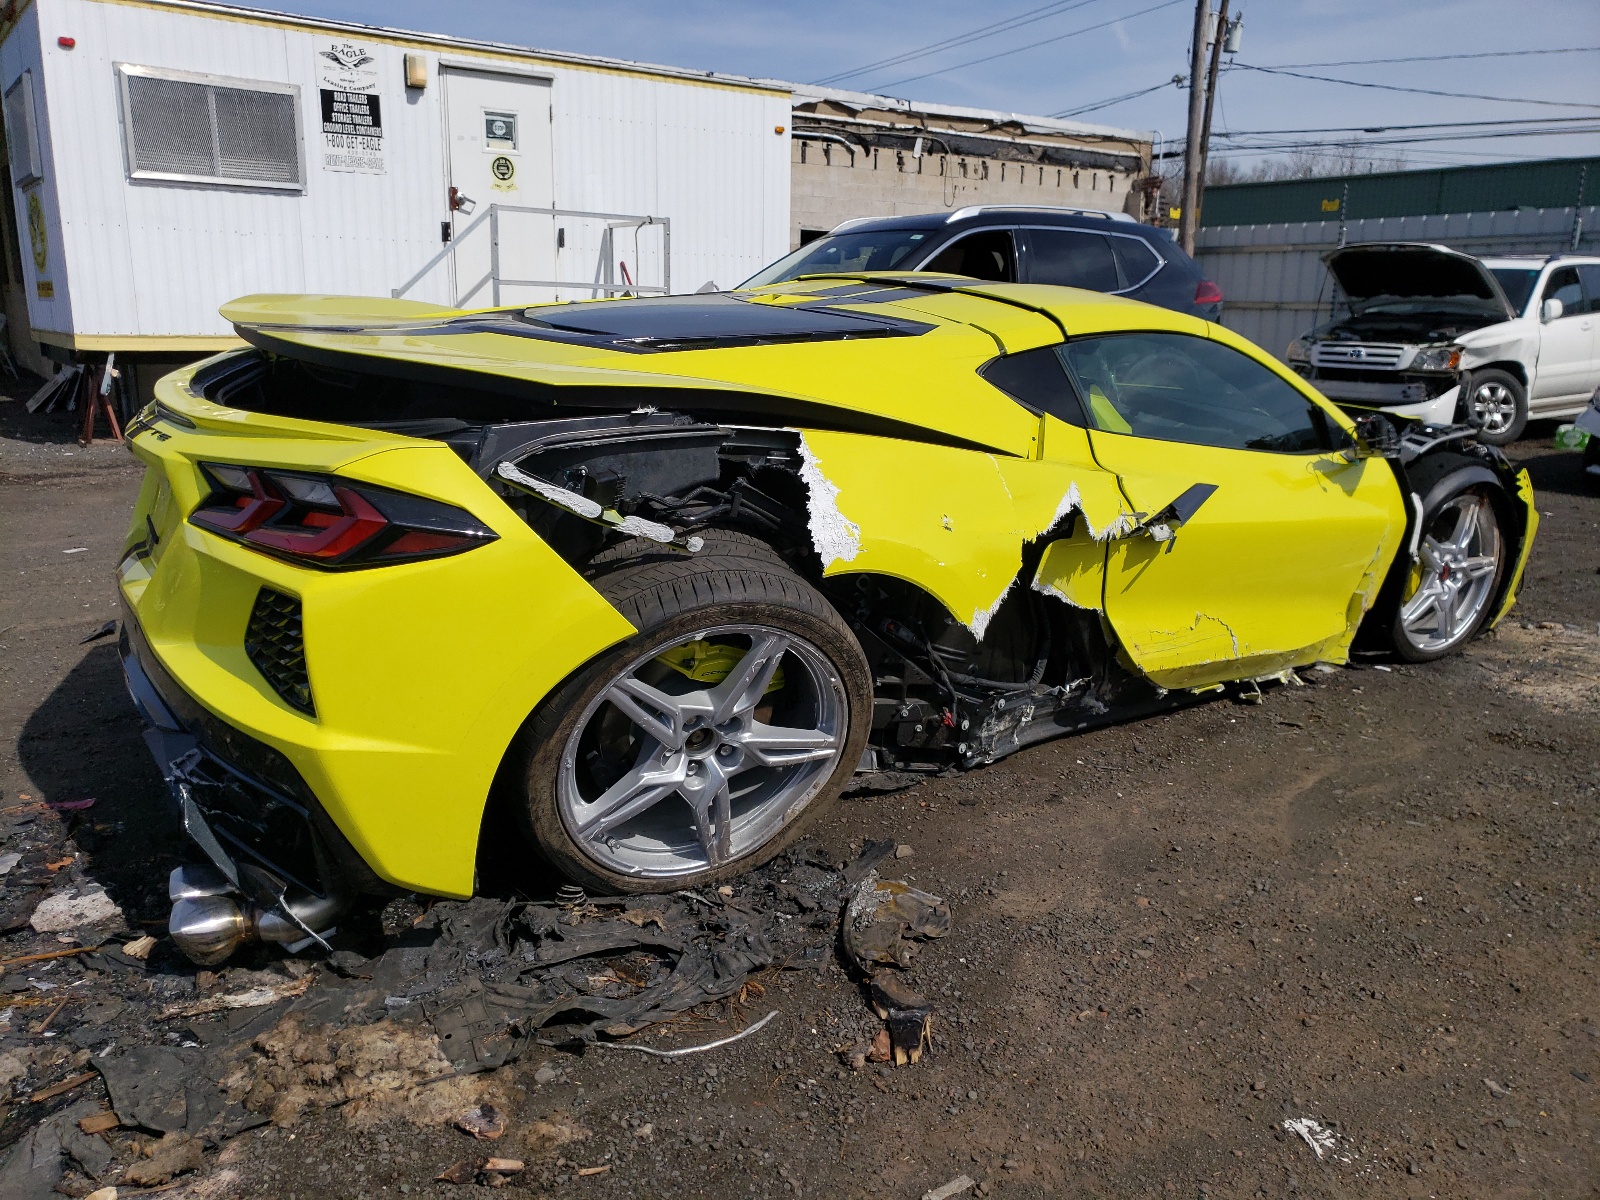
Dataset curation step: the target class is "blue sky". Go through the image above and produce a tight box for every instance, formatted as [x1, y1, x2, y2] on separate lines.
[250, 0, 1600, 174]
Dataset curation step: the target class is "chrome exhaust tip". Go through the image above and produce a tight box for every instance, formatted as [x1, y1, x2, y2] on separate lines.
[167, 864, 344, 964]
[169, 894, 250, 966]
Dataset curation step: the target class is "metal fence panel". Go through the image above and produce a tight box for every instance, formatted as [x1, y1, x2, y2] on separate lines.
[1195, 205, 1600, 359]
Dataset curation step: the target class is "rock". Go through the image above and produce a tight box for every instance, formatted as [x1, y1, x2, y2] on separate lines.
[30, 888, 123, 933]
[456, 1103, 505, 1140]
[533, 1064, 559, 1085]
[1483, 1077, 1511, 1098]
[894, 845, 914, 859]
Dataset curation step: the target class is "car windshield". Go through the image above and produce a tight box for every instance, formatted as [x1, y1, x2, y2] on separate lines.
[1489, 267, 1540, 315]
[741, 229, 938, 287]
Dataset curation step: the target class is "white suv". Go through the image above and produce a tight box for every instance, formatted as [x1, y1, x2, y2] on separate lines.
[1286, 244, 1600, 444]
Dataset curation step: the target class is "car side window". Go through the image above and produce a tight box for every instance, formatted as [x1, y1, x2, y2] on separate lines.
[1058, 332, 1340, 453]
[1576, 264, 1600, 316]
[922, 230, 1016, 282]
[1543, 266, 1583, 315]
[979, 346, 1086, 425]
[1027, 229, 1119, 292]
[1109, 236, 1161, 288]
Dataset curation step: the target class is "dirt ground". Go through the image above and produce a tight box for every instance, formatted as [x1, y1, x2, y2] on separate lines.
[1, 385, 1596, 1200]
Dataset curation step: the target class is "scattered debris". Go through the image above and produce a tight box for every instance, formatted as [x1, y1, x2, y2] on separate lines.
[123, 1131, 205, 1186]
[841, 874, 951, 972]
[77, 1111, 121, 1135]
[922, 1174, 976, 1200]
[1483, 1077, 1512, 1098]
[157, 975, 315, 1018]
[1282, 1116, 1355, 1163]
[29, 887, 123, 933]
[121, 935, 157, 961]
[0, 852, 19, 876]
[485, 1157, 525, 1173]
[79, 621, 118, 645]
[29, 1069, 95, 1103]
[894, 843, 914, 859]
[600, 1010, 779, 1058]
[456, 1102, 506, 1139]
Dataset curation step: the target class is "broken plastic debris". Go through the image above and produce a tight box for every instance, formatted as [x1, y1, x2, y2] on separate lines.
[841, 874, 951, 971]
[1282, 1116, 1355, 1163]
[30, 887, 123, 932]
[922, 1175, 977, 1200]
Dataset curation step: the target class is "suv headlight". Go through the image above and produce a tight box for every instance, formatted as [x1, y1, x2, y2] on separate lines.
[1410, 345, 1461, 372]
[1285, 337, 1311, 364]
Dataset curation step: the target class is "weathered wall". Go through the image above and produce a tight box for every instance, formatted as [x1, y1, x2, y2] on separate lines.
[791, 139, 1141, 247]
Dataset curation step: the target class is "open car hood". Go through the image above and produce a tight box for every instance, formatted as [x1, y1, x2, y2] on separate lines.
[1323, 243, 1516, 321]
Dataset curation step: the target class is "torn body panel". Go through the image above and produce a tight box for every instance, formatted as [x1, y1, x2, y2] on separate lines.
[1085, 431, 1406, 689]
[792, 427, 1134, 639]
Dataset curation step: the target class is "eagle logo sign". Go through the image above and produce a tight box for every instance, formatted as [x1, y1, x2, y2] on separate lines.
[320, 47, 376, 70]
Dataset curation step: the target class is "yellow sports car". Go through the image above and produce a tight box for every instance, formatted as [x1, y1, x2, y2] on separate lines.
[117, 277, 1537, 964]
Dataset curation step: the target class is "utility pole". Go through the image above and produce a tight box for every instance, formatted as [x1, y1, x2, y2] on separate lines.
[1178, 0, 1210, 254]
[1196, 0, 1230, 203]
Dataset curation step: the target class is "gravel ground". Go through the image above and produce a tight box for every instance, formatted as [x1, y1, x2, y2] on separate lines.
[1, 388, 1596, 1200]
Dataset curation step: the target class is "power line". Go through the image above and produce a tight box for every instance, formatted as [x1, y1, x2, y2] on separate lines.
[870, 0, 1183, 91]
[1231, 61, 1600, 111]
[811, 0, 1106, 87]
[1196, 116, 1600, 138]
[1258, 47, 1600, 70]
[1053, 76, 1183, 118]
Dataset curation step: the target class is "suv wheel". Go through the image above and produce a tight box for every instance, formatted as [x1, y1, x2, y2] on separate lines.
[1467, 369, 1526, 445]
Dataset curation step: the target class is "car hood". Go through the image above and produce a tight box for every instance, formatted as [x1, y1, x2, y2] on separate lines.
[1323, 243, 1516, 322]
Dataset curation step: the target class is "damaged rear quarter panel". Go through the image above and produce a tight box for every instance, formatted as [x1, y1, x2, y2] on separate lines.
[794, 426, 1132, 638]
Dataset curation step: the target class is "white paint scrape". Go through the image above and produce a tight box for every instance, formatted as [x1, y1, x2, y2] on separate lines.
[1282, 1117, 1356, 1163]
[797, 435, 862, 568]
[969, 580, 1015, 641]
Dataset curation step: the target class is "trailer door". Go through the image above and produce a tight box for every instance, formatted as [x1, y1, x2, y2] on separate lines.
[441, 68, 554, 308]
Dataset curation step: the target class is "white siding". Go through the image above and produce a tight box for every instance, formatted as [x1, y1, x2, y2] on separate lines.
[10, 0, 790, 341]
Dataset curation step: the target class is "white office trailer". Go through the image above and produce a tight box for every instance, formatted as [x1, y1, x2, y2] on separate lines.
[0, 0, 792, 378]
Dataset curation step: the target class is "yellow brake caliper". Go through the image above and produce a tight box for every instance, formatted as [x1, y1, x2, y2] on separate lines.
[656, 639, 785, 693]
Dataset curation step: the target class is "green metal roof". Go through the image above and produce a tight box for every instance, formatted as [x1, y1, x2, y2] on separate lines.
[1199, 155, 1600, 227]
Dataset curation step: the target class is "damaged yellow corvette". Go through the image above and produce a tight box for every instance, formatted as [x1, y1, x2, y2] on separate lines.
[117, 276, 1537, 963]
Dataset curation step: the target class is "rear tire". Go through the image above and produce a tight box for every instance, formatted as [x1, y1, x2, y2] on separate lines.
[518, 548, 871, 894]
[1466, 369, 1526, 445]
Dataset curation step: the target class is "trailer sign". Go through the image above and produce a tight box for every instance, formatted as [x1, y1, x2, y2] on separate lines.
[316, 40, 384, 174]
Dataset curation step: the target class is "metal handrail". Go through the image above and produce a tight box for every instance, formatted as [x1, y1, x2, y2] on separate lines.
[393, 203, 671, 302]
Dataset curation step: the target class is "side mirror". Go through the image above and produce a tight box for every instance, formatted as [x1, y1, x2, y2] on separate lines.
[1346, 412, 1399, 459]
[1541, 297, 1564, 323]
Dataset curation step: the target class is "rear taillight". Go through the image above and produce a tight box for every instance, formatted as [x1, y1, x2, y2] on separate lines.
[190, 464, 497, 568]
[1194, 279, 1224, 306]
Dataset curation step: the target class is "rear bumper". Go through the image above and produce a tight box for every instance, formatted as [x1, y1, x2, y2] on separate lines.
[121, 612, 386, 911]
[117, 371, 638, 898]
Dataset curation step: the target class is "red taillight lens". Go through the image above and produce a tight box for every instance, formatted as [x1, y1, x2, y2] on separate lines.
[190, 465, 497, 569]
[1194, 279, 1224, 306]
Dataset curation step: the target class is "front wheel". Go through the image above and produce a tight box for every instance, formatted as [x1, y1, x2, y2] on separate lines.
[518, 547, 872, 893]
[1466, 369, 1526, 445]
[1389, 481, 1510, 662]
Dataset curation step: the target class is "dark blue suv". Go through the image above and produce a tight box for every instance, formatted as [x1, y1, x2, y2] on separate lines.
[742, 206, 1223, 321]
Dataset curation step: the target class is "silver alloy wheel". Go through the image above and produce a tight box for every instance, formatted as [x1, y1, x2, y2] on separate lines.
[1399, 493, 1503, 653]
[556, 624, 847, 880]
[1471, 380, 1517, 435]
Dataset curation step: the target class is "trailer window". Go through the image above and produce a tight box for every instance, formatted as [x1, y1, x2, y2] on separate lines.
[118, 65, 303, 190]
[3, 71, 42, 185]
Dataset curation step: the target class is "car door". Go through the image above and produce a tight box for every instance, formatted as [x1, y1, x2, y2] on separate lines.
[1057, 330, 1404, 688]
[1023, 227, 1121, 293]
[919, 229, 1018, 282]
[1530, 266, 1594, 407]
[1575, 264, 1600, 398]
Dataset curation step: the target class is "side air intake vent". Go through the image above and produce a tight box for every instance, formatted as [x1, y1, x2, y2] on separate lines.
[245, 588, 313, 715]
